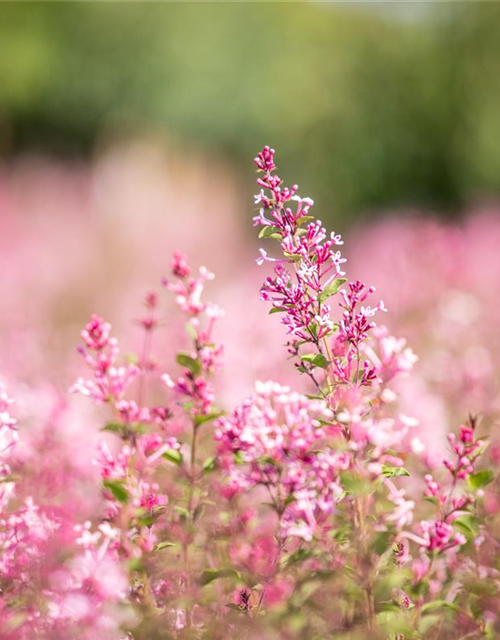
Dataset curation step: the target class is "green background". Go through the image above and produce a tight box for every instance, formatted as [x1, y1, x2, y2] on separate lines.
[1, 2, 500, 224]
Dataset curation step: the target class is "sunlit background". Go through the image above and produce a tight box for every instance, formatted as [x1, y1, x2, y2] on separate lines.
[1, 1, 500, 461]
[3, 2, 500, 214]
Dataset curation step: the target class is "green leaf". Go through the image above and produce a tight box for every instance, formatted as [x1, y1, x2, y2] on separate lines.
[174, 506, 189, 519]
[234, 450, 245, 465]
[412, 580, 430, 597]
[372, 530, 391, 555]
[296, 215, 314, 226]
[377, 600, 402, 614]
[284, 548, 314, 566]
[283, 251, 302, 263]
[317, 279, 347, 305]
[176, 352, 201, 376]
[126, 422, 146, 435]
[194, 410, 223, 427]
[259, 454, 278, 466]
[461, 577, 498, 597]
[381, 465, 411, 478]
[137, 504, 168, 528]
[418, 614, 440, 635]
[468, 469, 494, 489]
[128, 557, 144, 572]
[154, 541, 176, 551]
[103, 479, 129, 503]
[200, 568, 241, 586]
[259, 225, 282, 239]
[162, 449, 183, 465]
[269, 306, 288, 315]
[101, 422, 125, 434]
[284, 493, 296, 506]
[300, 353, 329, 369]
[202, 456, 217, 473]
[421, 600, 460, 614]
[308, 322, 319, 340]
[137, 513, 155, 527]
[453, 514, 479, 539]
[340, 471, 370, 496]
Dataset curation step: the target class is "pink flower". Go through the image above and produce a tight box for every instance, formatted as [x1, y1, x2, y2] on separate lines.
[162, 263, 215, 316]
[419, 519, 465, 552]
[69, 550, 128, 600]
[171, 251, 191, 278]
[80, 315, 111, 350]
[216, 381, 347, 540]
[0, 383, 17, 431]
[71, 317, 140, 404]
[93, 441, 131, 480]
[444, 418, 483, 479]
[265, 577, 294, 607]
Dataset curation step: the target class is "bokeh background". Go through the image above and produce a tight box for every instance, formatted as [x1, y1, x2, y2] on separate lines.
[4, 2, 500, 215]
[1, 1, 500, 471]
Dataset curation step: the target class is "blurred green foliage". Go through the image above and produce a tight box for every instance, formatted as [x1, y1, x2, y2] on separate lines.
[1, 2, 500, 220]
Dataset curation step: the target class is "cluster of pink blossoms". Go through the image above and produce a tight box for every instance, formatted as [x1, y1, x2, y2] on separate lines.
[408, 417, 485, 556]
[71, 306, 181, 563]
[71, 314, 141, 404]
[216, 381, 345, 541]
[67, 251, 226, 635]
[254, 146, 386, 393]
[0, 383, 17, 481]
[0, 146, 497, 639]
[213, 149, 495, 635]
[215, 147, 421, 545]
[445, 420, 484, 479]
[0, 384, 128, 640]
[161, 251, 224, 415]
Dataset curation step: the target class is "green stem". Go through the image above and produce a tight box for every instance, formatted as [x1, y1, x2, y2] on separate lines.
[187, 422, 199, 519]
[355, 495, 375, 631]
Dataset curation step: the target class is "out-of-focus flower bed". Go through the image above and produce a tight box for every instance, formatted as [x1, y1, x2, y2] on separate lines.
[347, 212, 500, 460]
[2, 143, 499, 472]
[0, 142, 291, 515]
[1, 143, 500, 638]
[0, 142, 287, 390]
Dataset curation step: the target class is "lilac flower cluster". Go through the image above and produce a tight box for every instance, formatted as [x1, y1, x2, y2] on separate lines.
[0, 146, 496, 639]
[254, 147, 387, 402]
[0, 385, 128, 640]
[216, 381, 345, 541]
[161, 252, 224, 415]
[71, 314, 140, 404]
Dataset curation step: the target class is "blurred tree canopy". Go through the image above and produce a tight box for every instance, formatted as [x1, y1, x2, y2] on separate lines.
[1, 2, 500, 220]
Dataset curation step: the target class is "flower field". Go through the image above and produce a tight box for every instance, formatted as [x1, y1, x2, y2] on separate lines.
[0, 145, 499, 640]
